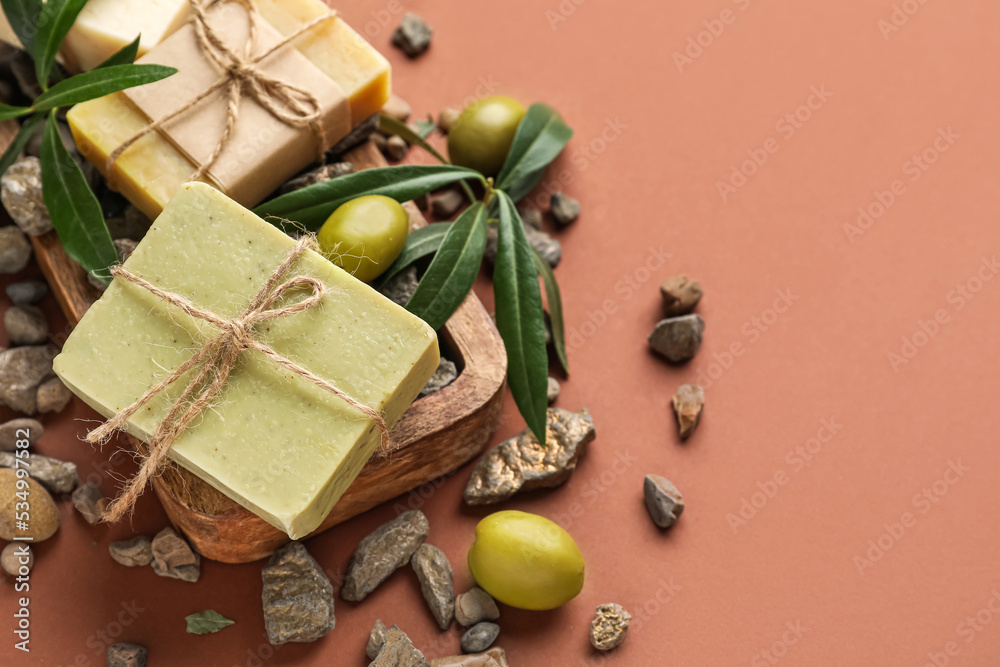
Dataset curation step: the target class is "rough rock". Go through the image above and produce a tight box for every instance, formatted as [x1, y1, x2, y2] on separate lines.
[0, 469, 59, 541]
[0, 417, 42, 451]
[367, 619, 388, 660]
[392, 13, 433, 58]
[461, 622, 500, 654]
[0, 451, 77, 493]
[105, 205, 153, 241]
[648, 314, 705, 363]
[36, 377, 72, 414]
[372, 132, 388, 153]
[281, 162, 354, 194]
[114, 238, 138, 263]
[0, 345, 56, 413]
[385, 135, 409, 161]
[431, 648, 509, 667]
[330, 114, 379, 156]
[485, 224, 561, 268]
[262, 541, 335, 645]
[371, 625, 429, 667]
[411, 543, 454, 630]
[549, 192, 580, 226]
[1, 542, 33, 575]
[431, 189, 465, 218]
[464, 408, 595, 505]
[380, 266, 419, 307]
[454, 587, 500, 627]
[589, 603, 631, 651]
[644, 475, 685, 529]
[420, 358, 458, 397]
[109, 536, 154, 567]
[547, 377, 560, 404]
[671, 384, 704, 439]
[107, 643, 147, 667]
[6, 280, 48, 305]
[0, 226, 31, 274]
[1, 157, 53, 235]
[519, 207, 543, 230]
[341, 510, 430, 602]
[382, 94, 412, 121]
[71, 482, 108, 526]
[4, 305, 47, 345]
[659, 274, 703, 317]
[151, 527, 201, 582]
[437, 107, 461, 133]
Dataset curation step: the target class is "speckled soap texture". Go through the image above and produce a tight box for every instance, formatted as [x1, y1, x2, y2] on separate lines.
[53, 183, 439, 539]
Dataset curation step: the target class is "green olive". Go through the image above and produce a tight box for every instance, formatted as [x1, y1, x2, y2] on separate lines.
[317, 195, 408, 283]
[448, 96, 526, 176]
[467, 510, 585, 611]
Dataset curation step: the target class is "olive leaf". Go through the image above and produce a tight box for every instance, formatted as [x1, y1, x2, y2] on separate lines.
[1, 0, 43, 54]
[0, 102, 31, 121]
[185, 610, 235, 635]
[31, 63, 178, 111]
[405, 203, 488, 330]
[371, 221, 451, 290]
[34, 0, 88, 88]
[496, 103, 573, 203]
[534, 249, 569, 374]
[96, 35, 141, 69]
[493, 191, 549, 445]
[40, 112, 117, 283]
[255, 164, 483, 232]
[0, 112, 43, 178]
[415, 117, 436, 138]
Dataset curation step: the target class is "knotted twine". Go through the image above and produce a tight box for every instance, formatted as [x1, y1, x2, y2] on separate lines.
[106, 0, 336, 187]
[87, 236, 390, 523]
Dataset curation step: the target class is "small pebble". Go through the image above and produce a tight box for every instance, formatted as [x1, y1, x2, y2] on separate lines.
[659, 274, 703, 317]
[6, 280, 47, 305]
[0, 344, 57, 414]
[261, 541, 334, 644]
[371, 625, 429, 666]
[392, 13, 433, 58]
[341, 510, 429, 602]
[589, 603, 631, 651]
[547, 377, 560, 405]
[72, 482, 108, 526]
[431, 189, 465, 218]
[519, 207, 543, 230]
[431, 648, 509, 667]
[151, 527, 201, 582]
[4, 305, 48, 345]
[643, 475, 684, 529]
[105, 205, 152, 241]
[114, 238, 138, 263]
[1, 542, 33, 575]
[380, 265, 419, 307]
[484, 225, 561, 268]
[0, 226, 32, 274]
[671, 384, 704, 439]
[36, 377, 73, 414]
[454, 587, 500, 627]
[437, 107, 461, 133]
[1, 156, 53, 235]
[382, 94, 412, 121]
[109, 535, 154, 567]
[385, 135, 409, 161]
[461, 622, 500, 654]
[549, 192, 580, 227]
[411, 543, 455, 630]
[648, 314, 704, 363]
[420, 358, 458, 397]
[0, 469, 59, 541]
[107, 642, 147, 667]
[367, 619, 388, 660]
[0, 418, 42, 451]
[372, 132, 389, 153]
[0, 451, 77, 494]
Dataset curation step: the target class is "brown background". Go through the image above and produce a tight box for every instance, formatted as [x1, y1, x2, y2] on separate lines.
[4, 0, 1000, 664]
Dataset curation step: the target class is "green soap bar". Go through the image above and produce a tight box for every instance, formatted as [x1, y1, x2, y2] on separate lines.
[54, 182, 439, 539]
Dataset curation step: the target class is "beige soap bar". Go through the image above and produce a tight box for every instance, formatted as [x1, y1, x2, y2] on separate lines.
[67, 0, 391, 220]
[53, 183, 439, 539]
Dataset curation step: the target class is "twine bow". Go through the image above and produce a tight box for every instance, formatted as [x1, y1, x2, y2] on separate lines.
[106, 0, 336, 186]
[88, 236, 390, 523]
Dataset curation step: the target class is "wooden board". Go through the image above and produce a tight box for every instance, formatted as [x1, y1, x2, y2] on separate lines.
[28, 140, 507, 563]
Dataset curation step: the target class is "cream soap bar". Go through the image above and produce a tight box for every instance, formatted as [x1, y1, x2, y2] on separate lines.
[67, 0, 391, 220]
[53, 183, 439, 539]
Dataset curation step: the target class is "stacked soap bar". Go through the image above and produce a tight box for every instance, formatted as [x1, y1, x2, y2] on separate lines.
[67, 0, 391, 220]
[0, 0, 190, 71]
[53, 183, 439, 539]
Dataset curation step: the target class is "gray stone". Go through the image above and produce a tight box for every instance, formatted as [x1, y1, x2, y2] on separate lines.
[589, 603, 631, 651]
[6, 280, 47, 305]
[329, 114, 379, 157]
[648, 314, 705, 363]
[519, 207, 543, 230]
[371, 625, 429, 667]
[659, 275, 703, 317]
[0, 451, 76, 494]
[105, 206, 152, 241]
[26, 120, 75, 159]
[1, 157, 53, 235]
[431, 189, 465, 218]
[671, 384, 704, 439]
[36, 377, 72, 413]
[0, 345, 56, 413]
[464, 408, 595, 505]
[485, 224, 561, 268]
[420, 358, 458, 397]
[547, 377, 560, 404]
[151, 527, 200, 582]
[0, 226, 31, 273]
[643, 475, 684, 529]
[372, 132, 388, 153]
[454, 587, 499, 627]
[461, 622, 499, 654]
[392, 13, 433, 58]
[380, 266, 419, 307]
[71, 482, 108, 526]
[549, 192, 580, 226]
[341, 510, 429, 602]
[107, 642, 147, 667]
[384, 135, 409, 161]
[262, 541, 335, 645]
[382, 94, 412, 121]
[0, 418, 42, 451]
[430, 648, 509, 667]
[411, 543, 454, 630]
[281, 162, 354, 194]
[367, 619, 388, 660]
[114, 238, 138, 263]
[4, 305, 48, 345]
[109, 536, 154, 567]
